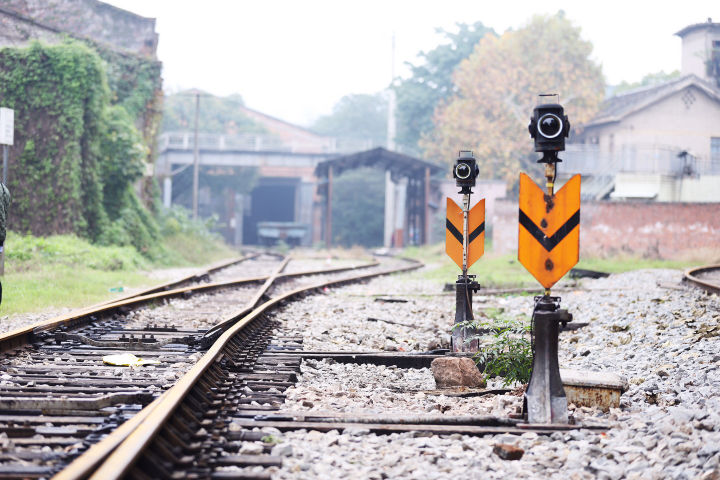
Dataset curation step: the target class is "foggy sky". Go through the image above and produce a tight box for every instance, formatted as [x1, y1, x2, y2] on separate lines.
[106, 0, 718, 126]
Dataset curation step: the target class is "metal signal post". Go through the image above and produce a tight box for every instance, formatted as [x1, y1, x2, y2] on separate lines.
[446, 151, 484, 352]
[453, 187, 478, 352]
[461, 192, 470, 275]
[521, 98, 580, 424]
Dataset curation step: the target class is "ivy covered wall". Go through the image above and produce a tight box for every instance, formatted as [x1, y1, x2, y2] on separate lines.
[0, 41, 160, 253]
[99, 45, 163, 160]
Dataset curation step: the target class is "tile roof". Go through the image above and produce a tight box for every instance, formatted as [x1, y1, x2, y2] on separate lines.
[584, 75, 720, 128]
[675, 20, 720, 37]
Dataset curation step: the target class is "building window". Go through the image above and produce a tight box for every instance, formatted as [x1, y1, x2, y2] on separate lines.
[712, 137, 720, 173]
[710, 41, 720, 86]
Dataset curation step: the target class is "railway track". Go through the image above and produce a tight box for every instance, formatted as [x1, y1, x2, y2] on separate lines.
[684, 264, 720, 295]
[0, 253, 382, 479]
[51, 256, 605, 480]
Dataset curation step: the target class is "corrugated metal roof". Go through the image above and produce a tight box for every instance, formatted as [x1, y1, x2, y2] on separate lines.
[315, 147, 444, 179]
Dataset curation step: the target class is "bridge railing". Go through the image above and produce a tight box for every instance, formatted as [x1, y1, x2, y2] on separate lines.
[158, 132, 377, 155]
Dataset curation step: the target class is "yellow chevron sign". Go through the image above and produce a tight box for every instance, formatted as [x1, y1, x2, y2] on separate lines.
[518, 173, 581, 289]
[446, 198, 485, 270]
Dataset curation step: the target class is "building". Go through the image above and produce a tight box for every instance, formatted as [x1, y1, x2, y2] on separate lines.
[567, 19, 720, 202]
[0, 0, 157, 58]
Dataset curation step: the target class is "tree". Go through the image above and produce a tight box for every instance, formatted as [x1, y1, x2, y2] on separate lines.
[162, 91, 266, 134]
[330, 168, 385, 247]
[312, 93, 388, 147]
[422, 13, 604, 183]
[611, 70, 681, 95]
[393, 22, 495, 153]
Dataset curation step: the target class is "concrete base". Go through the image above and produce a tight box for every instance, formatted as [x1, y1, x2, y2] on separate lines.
[561, 369, 629, 411]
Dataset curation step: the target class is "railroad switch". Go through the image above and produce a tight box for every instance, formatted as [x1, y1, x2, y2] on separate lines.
[145, 323, 179, 332]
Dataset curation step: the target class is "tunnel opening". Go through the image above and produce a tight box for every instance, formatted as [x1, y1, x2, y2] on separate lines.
[243, 177, 300, 245]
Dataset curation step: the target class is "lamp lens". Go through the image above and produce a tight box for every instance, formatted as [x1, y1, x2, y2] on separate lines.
[455, 162, 471, 179]
[538, 114, 563, 139]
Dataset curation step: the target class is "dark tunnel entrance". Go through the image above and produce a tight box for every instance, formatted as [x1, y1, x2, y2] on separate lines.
[243, 177, 299, 245]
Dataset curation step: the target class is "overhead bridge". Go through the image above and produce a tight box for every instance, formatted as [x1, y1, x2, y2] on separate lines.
[156, 132, 442, 247]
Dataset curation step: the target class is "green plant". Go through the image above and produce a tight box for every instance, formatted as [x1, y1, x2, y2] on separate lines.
[275, 239, 290, 255]
[261, 435, 281, 445]
[0, 40, 164, 255]
[0, 41, 110, 238]
[455, 312, 533, 387]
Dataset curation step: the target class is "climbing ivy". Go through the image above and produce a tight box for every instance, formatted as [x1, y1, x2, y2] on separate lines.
[98, 45, 163, 153]
[99, 105, 147, 219]
[0, 41, 110, 238]
[0, 40, 162, 253]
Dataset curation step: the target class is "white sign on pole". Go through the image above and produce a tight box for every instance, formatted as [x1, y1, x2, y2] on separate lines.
[0, 108, 14, 146]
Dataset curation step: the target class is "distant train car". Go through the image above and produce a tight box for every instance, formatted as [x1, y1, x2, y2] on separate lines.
[257, 222, 308, 246]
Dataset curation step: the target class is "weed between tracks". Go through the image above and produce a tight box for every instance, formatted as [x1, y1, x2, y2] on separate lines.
[455, 308, 533, 387]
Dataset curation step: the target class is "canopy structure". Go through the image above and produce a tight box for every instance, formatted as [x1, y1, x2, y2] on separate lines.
[315, 147, 445, 248]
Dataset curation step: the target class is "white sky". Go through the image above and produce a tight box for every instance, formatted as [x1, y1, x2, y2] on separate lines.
[107, 0, 718, 126]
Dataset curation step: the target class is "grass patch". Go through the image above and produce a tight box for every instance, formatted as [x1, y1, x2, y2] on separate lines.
[7, 234, 149, 272]
[403, 243, 705, 288]
[158, 233, 238, 266]
[404, 244, 534, 287]
[3, 265, 153, 316]
[1, 231, 238, 317]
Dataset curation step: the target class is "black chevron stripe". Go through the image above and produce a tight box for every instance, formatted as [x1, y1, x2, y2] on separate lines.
[468, 222, 485, 244]
[519, 209, 580, 252]
[446, 219, 463, 245]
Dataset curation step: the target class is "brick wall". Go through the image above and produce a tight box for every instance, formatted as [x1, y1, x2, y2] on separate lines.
[493, 200, 720, 258]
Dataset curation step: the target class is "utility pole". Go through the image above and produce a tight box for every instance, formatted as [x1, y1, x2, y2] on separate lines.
[192, 91, 200, 220]
[384, 33, 397, 248]
[386, 32, 396, 151]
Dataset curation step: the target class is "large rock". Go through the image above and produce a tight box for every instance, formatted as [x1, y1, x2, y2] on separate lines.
[431, 357, 485, 388]
[493, 443, 524, 460]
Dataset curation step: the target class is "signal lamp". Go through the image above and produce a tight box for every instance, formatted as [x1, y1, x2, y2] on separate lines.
[529, 103, 570, 154]
[453, 150, 479, 193]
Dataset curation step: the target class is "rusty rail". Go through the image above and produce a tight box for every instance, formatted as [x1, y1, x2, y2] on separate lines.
[683, 264, 720, 295]
[0, 257, 379, 353]
[58, 259, 422, 480]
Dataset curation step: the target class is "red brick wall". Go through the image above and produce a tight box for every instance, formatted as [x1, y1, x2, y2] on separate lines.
[492, 200, 720, 258]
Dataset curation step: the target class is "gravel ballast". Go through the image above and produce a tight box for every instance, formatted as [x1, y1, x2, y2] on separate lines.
[259, 267, 720, 479]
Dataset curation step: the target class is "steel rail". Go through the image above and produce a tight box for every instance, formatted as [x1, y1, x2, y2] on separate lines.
[61, 259, 421, 480]
[51, 393, 169, 480]
[0, 259, 379, 353]
[0, 253, 254, 351]
[50, 256, 290, 480]
[87, 253, 260, 308]
[683, 264, 720, 295]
